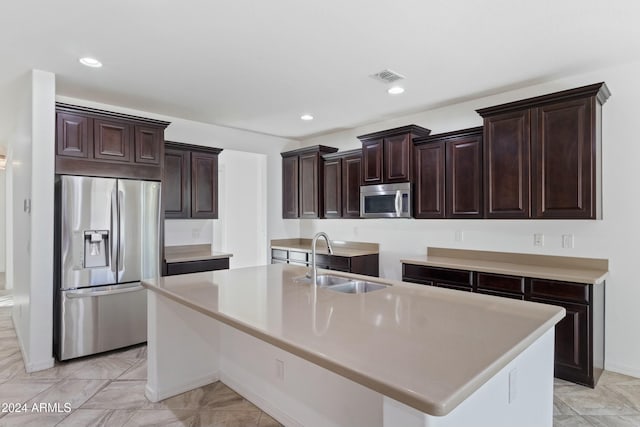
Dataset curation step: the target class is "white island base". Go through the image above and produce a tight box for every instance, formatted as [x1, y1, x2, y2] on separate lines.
[145, 290, 555, 427]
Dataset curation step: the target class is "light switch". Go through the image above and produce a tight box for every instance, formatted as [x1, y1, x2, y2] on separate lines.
[562, 234, 574, 249]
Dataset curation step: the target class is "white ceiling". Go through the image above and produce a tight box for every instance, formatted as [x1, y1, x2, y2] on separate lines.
[2, 0, 640, 140]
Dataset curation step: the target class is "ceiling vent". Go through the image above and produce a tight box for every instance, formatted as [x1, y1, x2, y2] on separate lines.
[369, 69, 405, 84]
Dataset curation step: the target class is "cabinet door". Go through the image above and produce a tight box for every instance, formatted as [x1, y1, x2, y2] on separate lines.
[531, 298, 590, 384]
[134, 125, 162, 165]
[446, 135, 483, 218]
[384, 134, 412, 183]
[56, 112, 91, 158]
[362, 139, 383, 184]
[323, 158, 342, 218]
[414, 142, 445, 218]
[191, 151, 219, 219]
[163, 148, 190, 219]
[299, 152, 321, 218]
[282, 156, 299, 218]
[93, 118, 133, 162]
[342, 153, 362, 218]
[484, 110, 530, 218]
[532, 98, 594, 218]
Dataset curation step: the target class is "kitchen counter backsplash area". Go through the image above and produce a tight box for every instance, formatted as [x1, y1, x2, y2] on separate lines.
[164, 219, 214, 246]
[164, 244, 233, 263]
[270, 238, 379, 256]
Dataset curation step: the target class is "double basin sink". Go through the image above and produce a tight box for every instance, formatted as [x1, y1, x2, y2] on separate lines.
[309, 274, 389, 294]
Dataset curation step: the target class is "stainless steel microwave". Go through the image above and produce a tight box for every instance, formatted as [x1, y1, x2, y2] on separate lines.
[360, 182, 412, 218]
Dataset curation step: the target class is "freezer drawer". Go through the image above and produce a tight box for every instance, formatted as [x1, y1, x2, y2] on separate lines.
[57, 283, 147, 360]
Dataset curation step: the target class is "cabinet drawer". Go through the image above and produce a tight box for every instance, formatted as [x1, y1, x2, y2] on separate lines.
[166, 258, 229, 275]
[437, 282, 472, 292]
[529, 279, 589, 304]
[477, 288, 525, 301]
[271, 258, 287, 265]
[289, 251, 308, 263]
[477, 273, 525, 294]
[402, 264, 472, 286]
[271, 249, 288, 260]
[315, 254, 350, 271]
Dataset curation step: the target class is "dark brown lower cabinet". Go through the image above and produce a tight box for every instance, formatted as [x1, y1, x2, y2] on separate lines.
[166, 258, 229, 275]
[271, 249, 378, 277]
[402, 263, 604, 387]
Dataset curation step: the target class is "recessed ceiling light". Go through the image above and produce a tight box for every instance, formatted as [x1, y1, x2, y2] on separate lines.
[300, 114, 314, 121]
[388, 86, 405, 95]
[79, 57, 103, 68]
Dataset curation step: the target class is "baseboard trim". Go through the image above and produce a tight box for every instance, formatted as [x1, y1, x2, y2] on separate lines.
[220, 371, 303, 427]
[13, 316, 55, 373]
[145, 372, 219, 402]
[605, 363, 640, 379]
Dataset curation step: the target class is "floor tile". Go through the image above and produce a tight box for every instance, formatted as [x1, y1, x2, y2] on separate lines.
[195, 410, 262, 427]
[25, 379, 109, 410]
[55, 409, 135, 427]
[0, 379, 59, 404]
[0, 352, 26, 380]
[65, 358, 136, 380]
[121, 409, 197, 427]
[599, 371, 640, 386]
[607, 384, 640, 411]
[553, 415, 596, 426]
[117, 359, 146, 381]
[555, 395, 579, 416]
[258, 412, 284, 427]
[583, 415, 640, 426]
[0, 411, 68, 427]
[107, 345, 147, 360]
[555, 385, 640, 416]
[158, 381, 260, 412]
[81, 380, 154, 410]
[11, 359, 94, 381]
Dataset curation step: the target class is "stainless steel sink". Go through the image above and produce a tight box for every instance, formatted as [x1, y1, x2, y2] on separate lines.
[296, 274, 390, 293]
[327, 280, 388, 294]
[315, 274, 352, 287]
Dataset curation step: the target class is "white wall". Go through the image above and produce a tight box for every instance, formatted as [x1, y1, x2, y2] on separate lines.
[297, 60, 640, 378]
[214, 150, 267, 268]
[8, 70, 56, 371]
[165, 220, 214, 246]
[0, 169, 5, 274]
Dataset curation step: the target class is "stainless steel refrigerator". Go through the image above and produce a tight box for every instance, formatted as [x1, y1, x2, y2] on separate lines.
[54, 175, 160, 360]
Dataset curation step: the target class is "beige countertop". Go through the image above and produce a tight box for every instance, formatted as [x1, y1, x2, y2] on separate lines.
[142, 263, 564, 416]
[165, 244, 233, 263]
[271, 238, 379, 257]
[401, 247, 609, 285]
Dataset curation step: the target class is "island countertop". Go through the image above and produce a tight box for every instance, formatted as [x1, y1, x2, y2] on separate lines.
[142, 264, 564, 416]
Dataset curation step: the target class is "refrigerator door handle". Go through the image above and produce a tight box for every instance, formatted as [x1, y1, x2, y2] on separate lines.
[110, 186, 119, 275]
[65, 285, 144, 299]
[118, 189, 125, 278]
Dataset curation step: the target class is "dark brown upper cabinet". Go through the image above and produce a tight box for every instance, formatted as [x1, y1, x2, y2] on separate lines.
[281, 145, 338, 219]
[414, 127, 483, 219]
[55, 103, 169, 180]
[477, 82, 610, 219]
[322, 149, 362, 219]
[357, 125, 431, 185]
[163, 141, 222, 219]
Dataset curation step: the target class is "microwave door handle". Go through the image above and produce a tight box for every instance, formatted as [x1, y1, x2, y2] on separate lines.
[395, 190, 401, 217]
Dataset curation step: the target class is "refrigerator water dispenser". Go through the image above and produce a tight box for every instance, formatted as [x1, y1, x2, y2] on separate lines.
[83, 230, 109, 268]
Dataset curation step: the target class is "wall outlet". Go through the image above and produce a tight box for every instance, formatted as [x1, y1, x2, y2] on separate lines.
[275, 359, 284, 380]
[533, 233, 544, 247]
[562, 234, 574, 249]
[192, 228, 200, 239]
[455, 230, 464, 242]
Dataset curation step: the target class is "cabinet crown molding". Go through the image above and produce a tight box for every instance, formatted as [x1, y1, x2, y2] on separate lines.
[165, 140, 223, 154]
[476, 82, 610, 117]
[281, 145, 338, 158]
[56, 102, 171, 128]
[321, 148, 362, 160]
[357, 124, 431, 142]
[414, 126, 483, 145]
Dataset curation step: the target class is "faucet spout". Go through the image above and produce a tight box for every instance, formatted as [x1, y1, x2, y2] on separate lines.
[309, 232, 333, 285]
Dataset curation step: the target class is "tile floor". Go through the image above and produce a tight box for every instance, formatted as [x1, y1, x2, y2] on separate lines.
[0, 292, 639, 426]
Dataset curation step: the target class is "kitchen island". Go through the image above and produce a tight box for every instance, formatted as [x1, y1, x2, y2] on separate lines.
[142, 264, 565, 427]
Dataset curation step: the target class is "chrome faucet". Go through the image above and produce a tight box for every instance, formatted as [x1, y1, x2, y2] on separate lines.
[309, 232, 333, 285]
